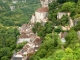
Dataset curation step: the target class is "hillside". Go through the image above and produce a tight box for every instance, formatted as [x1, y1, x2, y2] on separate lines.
[30, 0, 80, 60]
[0, 0, 40, 60]
[0, 0, 40, 26]
[0, 0, 80, 60]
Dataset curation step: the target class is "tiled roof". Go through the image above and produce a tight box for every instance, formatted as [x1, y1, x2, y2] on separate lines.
[23, 44, 30, 49]
[21, 44, 30, 53]
[29, 33, 36, 37]
[29, 34, 36, 40]
[34, 37, 41, 44]
[28, 48, 35, 54]
[36, 7, 48, 12]
[19, 34, 29, 38]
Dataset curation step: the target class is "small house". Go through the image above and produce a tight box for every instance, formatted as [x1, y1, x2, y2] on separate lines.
[17, 34, 30, 43]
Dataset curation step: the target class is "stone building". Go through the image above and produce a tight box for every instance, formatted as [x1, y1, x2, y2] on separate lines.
[30, 7, 48, 23]
[30, 0, 56, 24]
[57, 12, 70, 19]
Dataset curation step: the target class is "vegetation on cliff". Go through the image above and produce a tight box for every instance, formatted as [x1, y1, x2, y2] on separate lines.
[0, 0, 80, 60]
[31, 0, 80, 60]
[0, 0, 40, 60]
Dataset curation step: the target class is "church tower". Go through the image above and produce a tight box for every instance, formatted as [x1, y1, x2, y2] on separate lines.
[40, 0, 53, 7]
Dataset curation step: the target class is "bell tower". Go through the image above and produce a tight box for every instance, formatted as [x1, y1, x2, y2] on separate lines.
[40, 0, 54, 7]
[40, 0, 49, 7]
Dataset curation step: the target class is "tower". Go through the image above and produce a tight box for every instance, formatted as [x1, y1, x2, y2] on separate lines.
[40, 0, 54, 7]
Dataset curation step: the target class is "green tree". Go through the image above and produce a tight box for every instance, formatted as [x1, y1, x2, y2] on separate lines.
[30, 33, 61, 60]
[32, 22, 41, 33]
[57, 0, 78, 3]
[60, 15, 69, 26]
[1, 56, 9, 60]
[57, 0, 66, 3]
[48, 2, 58, 25]
[74, 20, 80, 31]
[0, 47, 12, 58]
[61, 2, 75, 12]
[65, 30, 79, 48]
[54, 26, 62, 33]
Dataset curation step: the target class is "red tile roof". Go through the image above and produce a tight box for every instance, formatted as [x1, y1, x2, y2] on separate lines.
[22, 44, 30, 52]
[36, 7, 48, 12]
[19, 34, 29, 38]
[34, 37, 41, 44]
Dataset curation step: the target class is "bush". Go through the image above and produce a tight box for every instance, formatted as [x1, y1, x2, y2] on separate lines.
[61, 2, 75, 12]
[54, 26, 62, 33]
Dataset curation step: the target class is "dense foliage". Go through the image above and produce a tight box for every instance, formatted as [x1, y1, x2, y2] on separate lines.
[0, 0, 40, 26]
[0, 0, 80, 60]
[30, 33, 61, 60]
[0, 26, 19, 60]
[0, 0, 40, 59]
[32, 22, 54, 38]
[57, 0, 78, 3]
[31, 0, 80, 60]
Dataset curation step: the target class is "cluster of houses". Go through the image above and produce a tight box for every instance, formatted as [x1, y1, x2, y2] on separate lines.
[12, 36, 41, 60]
[11, 24, 41, 60]
[11, 0, 54, 60]
[11, 0, 80, 60]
